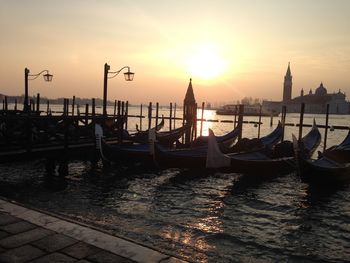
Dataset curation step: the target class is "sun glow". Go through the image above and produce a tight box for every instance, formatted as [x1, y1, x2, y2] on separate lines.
[186, 44, 228, 80]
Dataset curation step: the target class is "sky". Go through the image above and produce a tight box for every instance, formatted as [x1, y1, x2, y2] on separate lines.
[1, 0, 350, 105]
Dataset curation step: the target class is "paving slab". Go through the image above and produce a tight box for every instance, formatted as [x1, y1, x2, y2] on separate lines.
[0, 220, 37, 234]
[0, 213, 21, 226]
[0, 230, 9, 239]
[29, 252, 76, 263]
[87, 250, 135, 263]
[0, 244, 45, 263]
[0, 227, 55, 248]
[0, 198, 188, 263]
[61, 241, 102, 259]
[32, 233, 78, 252]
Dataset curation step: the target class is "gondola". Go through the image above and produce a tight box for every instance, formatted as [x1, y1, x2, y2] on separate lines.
[154, 122, 283, 169]
[129, 117, 165, 143]
[95, 124, 154, 164]
[206, 120, 321, 175]
[96, 122, 237, 165]
[297, 129, 350, 183]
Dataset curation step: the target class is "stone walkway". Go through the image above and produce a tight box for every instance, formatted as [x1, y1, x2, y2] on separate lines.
[0, 198, 186, 263]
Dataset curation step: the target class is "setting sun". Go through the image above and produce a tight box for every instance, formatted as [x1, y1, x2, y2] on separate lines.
[185, 44, 228, 80]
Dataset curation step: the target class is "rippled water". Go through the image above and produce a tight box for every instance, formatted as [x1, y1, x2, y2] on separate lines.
[0, 111, 349, 262]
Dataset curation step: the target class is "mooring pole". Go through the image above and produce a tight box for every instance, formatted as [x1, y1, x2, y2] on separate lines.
[155, 102, 159, 127]
[14, 99, 17, 111]
[234, 105, 237, 128]
[46, 100, 50, 115]
[323, 103, 330, 152]
[173, 103, 177, 129]
[281, 105, 286, 142]
[72, 96, 76, 116]
[92, 98, 95, 117]
[298, 103, 305, 141]
[169, 102, 173, 131]
[139, 103, 143, 131]
[36, 93, 40, 114]
[125, 100, 129, 130]
[85, 104, 89, 125]
[148, 102, 152, 130]
[257, 104, 262, 139]
[270, 112, 273, 127]
[200, 102, 205, 136]
[237, 104, 244, 141]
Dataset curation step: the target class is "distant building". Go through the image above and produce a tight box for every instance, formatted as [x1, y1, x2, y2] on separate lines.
[263, 63, 350, 114]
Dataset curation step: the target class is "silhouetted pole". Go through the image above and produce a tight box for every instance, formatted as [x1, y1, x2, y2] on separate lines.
[125, 100, 129, 130]
[139, 104, 143, 131]
[173, 103, 177, 129]
[36, 93, 40, 114]
[103, 63, 110, 116]
[200, 102, 205, 136]
[298, 103, 305, 141]
[14, 99, 17, 111]
[257, 104, 262, 139]
[323, 103, 330, 152]
[72, 96, 76, 116]
[169, 103, 172, 131]
[148, 102, 152, 130]
[237, 104, 244, 140]
[24, 68, 30, 112]
[281, 105, 286, 141]
[155, 102, 159, 127]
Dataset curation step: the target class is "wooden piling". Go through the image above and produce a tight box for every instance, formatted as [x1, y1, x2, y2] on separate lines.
[121, 101, 125, 132]
[155, 102, 159, 127]
[281, 105, 286, 141]
[14, 99, 17, 111]
[46, 100, 50, 115]
[85, 104, 89, 125]
[72, 96, 76, 116]
[169, 103, 172, 131]
[234, 105, 237, 128]
[139, 103, 143, 131]
[270, 112, 273, 127]
[125, 101, 129, 130]
[173, 103, 177, 129]
[298, 103, 305, 141]
[36, 93, 40, 114]
[237, 104, 244, 140]
[92, 98, 96, 117]
[323, 103, 330, 152]
[117, 100, 121, 119]
[257, 104, 262, 139]
[148, 102, 152, 130]
[200, 102, 205, 136]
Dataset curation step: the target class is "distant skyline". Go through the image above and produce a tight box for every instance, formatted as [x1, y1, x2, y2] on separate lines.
[1, 0, 350, 104]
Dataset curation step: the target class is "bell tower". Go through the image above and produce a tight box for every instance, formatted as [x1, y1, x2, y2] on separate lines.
[283, 62, 292, 103]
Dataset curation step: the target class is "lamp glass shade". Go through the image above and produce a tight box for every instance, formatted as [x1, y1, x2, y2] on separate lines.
[43, 73, 53, 82]
[124, 71, 134, 81]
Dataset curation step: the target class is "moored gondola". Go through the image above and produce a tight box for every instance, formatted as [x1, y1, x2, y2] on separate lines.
[297, 129, 350, 183]
[129, 117, 165, 143]
[154, 122, 283, 169]
[206, 120, 321, 175]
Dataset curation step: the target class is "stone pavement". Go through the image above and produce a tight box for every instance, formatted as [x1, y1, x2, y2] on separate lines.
[0, 198, 187, 263]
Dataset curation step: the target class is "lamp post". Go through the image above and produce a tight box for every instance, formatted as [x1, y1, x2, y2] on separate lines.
[24, 67, 53, 112]
[103, 63, 134, 116]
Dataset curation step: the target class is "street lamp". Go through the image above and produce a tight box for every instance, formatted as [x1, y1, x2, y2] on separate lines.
[24, 67, 53, 112]
[103, 63, 134, 116]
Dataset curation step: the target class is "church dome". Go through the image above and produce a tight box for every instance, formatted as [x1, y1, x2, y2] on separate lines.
[315, 82, 327, 96]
